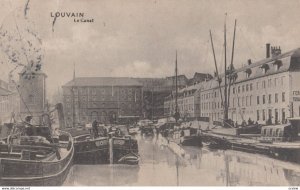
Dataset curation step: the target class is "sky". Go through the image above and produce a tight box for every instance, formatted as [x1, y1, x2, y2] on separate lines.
[0, 0, 300, 100]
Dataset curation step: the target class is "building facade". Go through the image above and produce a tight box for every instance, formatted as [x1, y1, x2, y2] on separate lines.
[0, 76, 21, 124]
[62, 77, 143, 127]
[164, 44, 300, 125]
[164, 83, 202, 119]
[136, 76, 189, 119]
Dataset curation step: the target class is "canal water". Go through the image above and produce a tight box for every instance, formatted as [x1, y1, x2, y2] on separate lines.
[64, 134, 300, 186]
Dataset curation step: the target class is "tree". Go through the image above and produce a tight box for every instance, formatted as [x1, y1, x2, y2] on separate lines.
[0, 4, 44, 79]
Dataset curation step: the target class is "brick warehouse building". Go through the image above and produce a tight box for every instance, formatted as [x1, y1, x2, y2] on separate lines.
[62, 73, 211, 127]
[62, 77, 143, 127]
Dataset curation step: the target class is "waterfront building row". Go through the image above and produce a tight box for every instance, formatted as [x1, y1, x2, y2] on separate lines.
[164, 44, 300, 125]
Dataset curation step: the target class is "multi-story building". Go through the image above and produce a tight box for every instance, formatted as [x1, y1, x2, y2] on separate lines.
[0, 76, 20, 124]
[62, 77, 143, 127]
[164, 83, 203, 119]
[136, 76, 189, 119]
[199, 44, 300, 125]
[164, 44, 300, 125]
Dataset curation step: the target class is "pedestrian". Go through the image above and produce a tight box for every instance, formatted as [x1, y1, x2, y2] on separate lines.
[24, 116, 34, 136]
[92, 120, 99, 138]
[115, 128, 122, 137]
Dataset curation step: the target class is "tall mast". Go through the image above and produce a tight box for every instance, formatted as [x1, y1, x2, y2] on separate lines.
[227, 19, 237, 113]
[224, 13, 228, 122]
[210, 30, 224, 107]
[174, 50, 179, 123]
[72, 63, 76, 128]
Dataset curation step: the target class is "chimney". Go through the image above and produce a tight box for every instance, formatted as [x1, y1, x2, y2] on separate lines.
[271, 46, 282, 58]
[266, 43, 270, 58]
[248, 59, 252, 65]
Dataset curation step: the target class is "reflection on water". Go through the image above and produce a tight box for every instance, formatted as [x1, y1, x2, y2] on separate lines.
[64, 134, 300, 186]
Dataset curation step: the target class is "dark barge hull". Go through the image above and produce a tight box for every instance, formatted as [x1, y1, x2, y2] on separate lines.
[202, 133, 300, 163]
[181, 136, 203, 147]
[73, 136, 139, 164]
[74, 137, 109, 164]
[0, 144, 74, 186]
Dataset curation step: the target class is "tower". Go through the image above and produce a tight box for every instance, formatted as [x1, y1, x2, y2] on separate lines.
[19, 68, 47, 124]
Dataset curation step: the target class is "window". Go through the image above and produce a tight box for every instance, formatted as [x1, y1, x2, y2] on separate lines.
[246, 84, 249, 91]
[242, 97, 245, 106]
[281, 76, 285, 86]
[263, 95, 266, 104]
[250, 84, 253, 91]
[233, 87, 235, 94]
[282, 108, 286, 123]
[257, 110, 260, 121]
[268, 79, 272, 87]
[238, 86, 240, 93]
[268, 94, 272, 104]
[250, 95, 252, 106]
[246, 96, 249, 106]
[268, 109, 272, 121]
[257, 96, 260, 105]
[263, 129, 267, 136]
[282, 92, 285, 102]
[262, 81, 266, 88]
[275, 93, 278, 103]
[257, 82, 260, 90]
[274, 78, 278, 87]
[233, 98, 235, 107]
[262, 110, 266, 121]
[242, 85, 245, 92]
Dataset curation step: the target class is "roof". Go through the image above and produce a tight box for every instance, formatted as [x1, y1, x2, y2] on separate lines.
[63, 77, 143, 87]
[201, 48, 300, 91]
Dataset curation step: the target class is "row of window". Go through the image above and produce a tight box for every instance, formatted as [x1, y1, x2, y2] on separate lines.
[65, 94, 140, 102]
[0, 103, 10, 112]
[200, 107, 286, 124]
[256, 108, 286, 122]
[201, 92, 286, 111]
[201, 76, 286, 100]
[72, 87, 140, 96]
[257, 92, 285, 105]
[233, 83, 253, 94]
[178, 104, 194, 112]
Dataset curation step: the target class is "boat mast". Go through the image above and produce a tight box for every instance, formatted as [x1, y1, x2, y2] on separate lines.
[224, 14, 229, 122]
[209, 30, 224, 107]
[174, 50, 180, 123]
[227, 19, 237, 113]
[72, 63, 76, 128]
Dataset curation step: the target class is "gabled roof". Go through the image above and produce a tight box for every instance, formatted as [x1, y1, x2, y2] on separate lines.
[63, 77, 143, 87]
